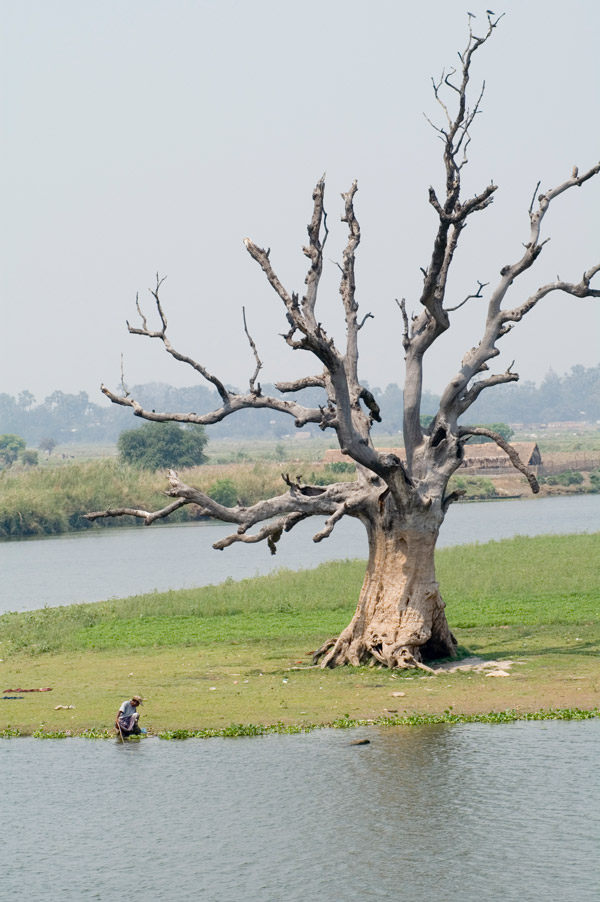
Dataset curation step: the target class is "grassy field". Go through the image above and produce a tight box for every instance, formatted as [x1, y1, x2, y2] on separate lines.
[1, 533, 599, 737]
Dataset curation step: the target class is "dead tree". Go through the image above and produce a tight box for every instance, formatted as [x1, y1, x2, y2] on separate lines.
[87, 16, 600, 669]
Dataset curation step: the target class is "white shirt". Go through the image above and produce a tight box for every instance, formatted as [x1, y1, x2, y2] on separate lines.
[119, 700, 138, 718]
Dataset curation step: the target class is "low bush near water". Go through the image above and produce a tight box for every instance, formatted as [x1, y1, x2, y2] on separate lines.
[447, 475, 498, 499]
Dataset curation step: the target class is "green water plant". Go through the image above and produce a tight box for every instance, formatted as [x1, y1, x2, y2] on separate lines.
[156, 708, 600, 740]
[79, 727, 114, 739]
[32, 727, 69, 739]
[0, 726, 20, 738]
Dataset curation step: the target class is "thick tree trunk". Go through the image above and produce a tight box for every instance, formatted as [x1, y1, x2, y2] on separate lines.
[315, 514, 457, 669]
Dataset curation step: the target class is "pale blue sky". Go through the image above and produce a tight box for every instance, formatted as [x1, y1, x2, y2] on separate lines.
[2, 0, 599, 405]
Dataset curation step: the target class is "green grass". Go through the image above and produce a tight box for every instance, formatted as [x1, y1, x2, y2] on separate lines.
[1, 533, 598, 657]
[2, 533, 598, 735]
[436, 532, 600, 627]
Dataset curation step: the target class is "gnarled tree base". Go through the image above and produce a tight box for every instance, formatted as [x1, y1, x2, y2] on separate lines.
[314, 526, 458, 670]
[313, 610, 457, 671]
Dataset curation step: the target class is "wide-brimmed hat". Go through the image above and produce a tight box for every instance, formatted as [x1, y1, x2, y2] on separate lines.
[132, 695, 143, 705]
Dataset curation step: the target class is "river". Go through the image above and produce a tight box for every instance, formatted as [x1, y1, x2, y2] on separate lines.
[2, 494, 599, 900]
[0, 494, 598, 614]
[2, 720, 599, 901]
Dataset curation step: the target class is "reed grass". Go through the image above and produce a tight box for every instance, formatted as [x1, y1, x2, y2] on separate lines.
[0, 459, 353, 537]
[0, 461, 174, 537]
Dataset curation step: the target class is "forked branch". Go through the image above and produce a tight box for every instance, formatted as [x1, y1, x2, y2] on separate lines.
[439, 161, 600, 422]
[127, 274, 230, 404]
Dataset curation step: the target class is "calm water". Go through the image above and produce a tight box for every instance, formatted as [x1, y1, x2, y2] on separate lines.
[2, 496, 599, 901]
[2, 720, 600, 901]
[1, 493, 598, 613]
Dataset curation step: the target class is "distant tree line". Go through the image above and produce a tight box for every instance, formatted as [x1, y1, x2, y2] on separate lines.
[1, 364, 598, 445]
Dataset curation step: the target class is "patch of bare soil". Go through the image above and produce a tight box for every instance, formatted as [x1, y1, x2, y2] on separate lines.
[489, 473, 596, 498]
[490, 474, 530, 497]
[433, 656, 521, 676]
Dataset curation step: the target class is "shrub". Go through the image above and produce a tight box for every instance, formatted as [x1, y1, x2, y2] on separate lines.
[309, 464, 357, 486]
[328, 461, 356, 474]
[544, 469, 584, 487]
[447, 475, 497, 499]
[19, 449, 39, 467]
[208, 478, 238, 507]
[464, 423, 514, 443]
[117, 422, 208, 470]
[0, 434, 26, 468]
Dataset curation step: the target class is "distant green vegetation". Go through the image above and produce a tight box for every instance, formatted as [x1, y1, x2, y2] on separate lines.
[540, 469, 584, 487]
[447, 474, 498, 499]
[0, 433, 26, 468]
[117, 421, 208, 470]
[0, 459, 356, 538]
[0, 460, 194, 537]
[1, 533, 597, 657]
[463, 423, 514, 443]
[0, 453, 597, 539]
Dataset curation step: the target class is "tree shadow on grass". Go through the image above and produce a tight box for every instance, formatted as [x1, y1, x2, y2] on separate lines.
[458, 629, 600, 660]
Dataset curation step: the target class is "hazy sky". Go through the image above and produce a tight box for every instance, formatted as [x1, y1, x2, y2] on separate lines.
[2, 0, 599, 407]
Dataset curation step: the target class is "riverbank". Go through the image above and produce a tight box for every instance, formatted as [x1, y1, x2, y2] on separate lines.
[1, 533, 598, 735]
[2, 456, 599, 539]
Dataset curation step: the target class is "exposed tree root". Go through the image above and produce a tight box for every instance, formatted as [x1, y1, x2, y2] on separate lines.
[313, 626, 456, 671]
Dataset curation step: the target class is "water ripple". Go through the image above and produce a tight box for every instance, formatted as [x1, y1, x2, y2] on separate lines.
[2, 720, 600, 900]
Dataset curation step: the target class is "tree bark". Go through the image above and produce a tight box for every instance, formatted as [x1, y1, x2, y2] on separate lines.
[315, 509, 457, 669]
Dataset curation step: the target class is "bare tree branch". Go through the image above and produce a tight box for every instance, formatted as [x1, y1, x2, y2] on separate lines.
[396, 298, 410, 352]
[502, 264, 600, 322]
[402, 20, 500, 463]
[127, 274, 230, 405]
[242, 306, 262, 395]
[213, 511, 309, 553]
[275, 375, 326, 393]
[456, 368, 519, 415]
[119, 354, 130, 398]
[245, 178, 392, 481]
[100, 382, 326, 429]
[445, 280, 488, 312]
[301, 175, 328, 327]
[438, 161, 600, 423]
[312, 502, 351, 543]
[85, 498, 190, 526]
[458, 427, 540, 493]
